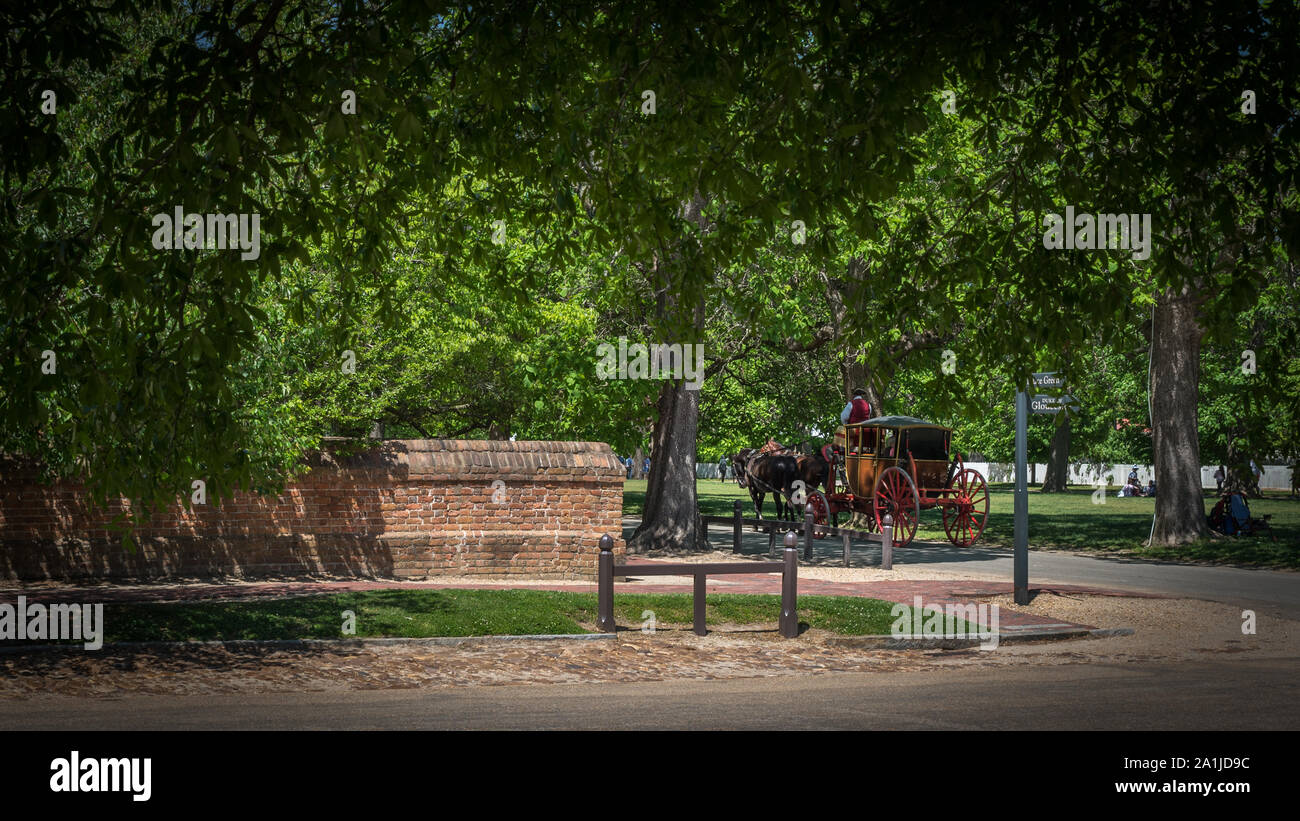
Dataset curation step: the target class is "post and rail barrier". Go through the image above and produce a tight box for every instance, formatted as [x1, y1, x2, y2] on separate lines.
[597, 533, 800, 638]
[701, 500, 897, 567]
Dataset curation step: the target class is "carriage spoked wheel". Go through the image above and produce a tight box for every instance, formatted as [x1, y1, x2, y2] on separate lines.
[805, 490, 832, 538]
[873, 466, 920, 548]
[942, 468, 989, 547]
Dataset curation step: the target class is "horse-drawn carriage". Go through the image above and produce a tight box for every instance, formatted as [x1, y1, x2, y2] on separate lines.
[739, 416, 990, 549]
[811, 416, 989, 547]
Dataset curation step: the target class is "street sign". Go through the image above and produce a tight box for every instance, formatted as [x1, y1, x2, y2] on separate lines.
[1031, 394, 1080, 414]
[1031, 371, 1066, 390]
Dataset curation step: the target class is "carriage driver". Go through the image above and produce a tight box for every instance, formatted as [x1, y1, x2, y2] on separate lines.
[840, 389, 872, 425]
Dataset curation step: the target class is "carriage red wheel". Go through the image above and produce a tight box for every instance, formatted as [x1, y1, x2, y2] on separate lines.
[806, 490, 832, 538]
[942, 468, 989, 547]
[873, 466, 920, 548]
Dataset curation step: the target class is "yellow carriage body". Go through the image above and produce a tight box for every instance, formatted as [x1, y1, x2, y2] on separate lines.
[806, 415, 987, 548]
[833, 416, 953, 499]
[809, 415, 987, 548]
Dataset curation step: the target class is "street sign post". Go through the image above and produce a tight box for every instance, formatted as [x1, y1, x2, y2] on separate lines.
[1015, 372, 1078, 605]
[1014, 389, 1029, 604]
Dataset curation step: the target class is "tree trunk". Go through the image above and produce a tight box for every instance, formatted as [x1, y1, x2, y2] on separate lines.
[626, 374, 706, 553]
[841, 349, 886, 417]
[1041, 416, 1070, 491]
[625, 193, 708, 554]
[630, 445, 645, 480]
[1150, 286, 1210, 545]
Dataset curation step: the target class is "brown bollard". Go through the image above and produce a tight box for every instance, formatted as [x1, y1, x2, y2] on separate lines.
[780, 530, 799, 638]
[804, 508, 814, 561]
[881, 513, 894, 570]
[693, 572, 707, 636]
[597, 534, 615, 633]
[733, 499, 743, 552]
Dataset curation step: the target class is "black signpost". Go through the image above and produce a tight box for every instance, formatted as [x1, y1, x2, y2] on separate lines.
[1014, 388, 1029, 604]
[1014, 372, 1079, 605]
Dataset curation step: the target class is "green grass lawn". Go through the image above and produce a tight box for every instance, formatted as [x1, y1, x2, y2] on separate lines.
[38, 589, 966, 642]
[972, 486, 1300, 567]
[625, 479, 1300, 568]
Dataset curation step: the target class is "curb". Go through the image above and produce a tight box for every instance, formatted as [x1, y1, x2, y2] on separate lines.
[823, 627, 1135, 649]
[0, 633, 616, 655]
[0, 627, 1134, 655]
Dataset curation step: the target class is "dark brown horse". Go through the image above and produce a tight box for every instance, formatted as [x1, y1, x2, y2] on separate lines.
[795, 447, 831, 495]
[740, 452, 801, 521]
[731, 449, 758, 488]
[791, 445, 838, 525]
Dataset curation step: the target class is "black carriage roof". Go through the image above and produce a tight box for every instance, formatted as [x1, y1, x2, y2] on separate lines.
[847, 415, 950, 430]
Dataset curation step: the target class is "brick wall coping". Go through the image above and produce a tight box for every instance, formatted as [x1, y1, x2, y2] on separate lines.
[2, 439, 627, 484]
[314, 439, 625, 480]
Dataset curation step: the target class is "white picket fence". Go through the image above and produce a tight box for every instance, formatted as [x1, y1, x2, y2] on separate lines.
[962, 462, 1294, 491]
[696, 460, 1295, 490]
[698, 464, 735, 480]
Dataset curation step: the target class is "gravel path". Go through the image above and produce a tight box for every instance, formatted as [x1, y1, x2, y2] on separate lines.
[2, 594, 1294, 698]
[4, 529, 1294, 697]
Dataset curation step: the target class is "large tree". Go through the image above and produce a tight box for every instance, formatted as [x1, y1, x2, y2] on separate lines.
[934, 1, 1300, 543]
[5, 1, 1297, 556]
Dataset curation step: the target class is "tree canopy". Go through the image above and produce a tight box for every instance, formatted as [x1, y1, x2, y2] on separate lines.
[2, 1, 1296, 547]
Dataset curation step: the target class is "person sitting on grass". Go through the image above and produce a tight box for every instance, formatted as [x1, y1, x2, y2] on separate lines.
[1119, 470, 1143, 497]
[1208, 491, 1272, 537]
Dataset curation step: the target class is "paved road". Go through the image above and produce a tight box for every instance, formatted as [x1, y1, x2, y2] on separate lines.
[893, 542, 1300, 617]
[639, 520, 1300, 620]
[3, 658, 1294, 730]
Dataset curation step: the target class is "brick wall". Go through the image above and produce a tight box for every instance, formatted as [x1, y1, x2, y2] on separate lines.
[0, 440, 626, 581]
